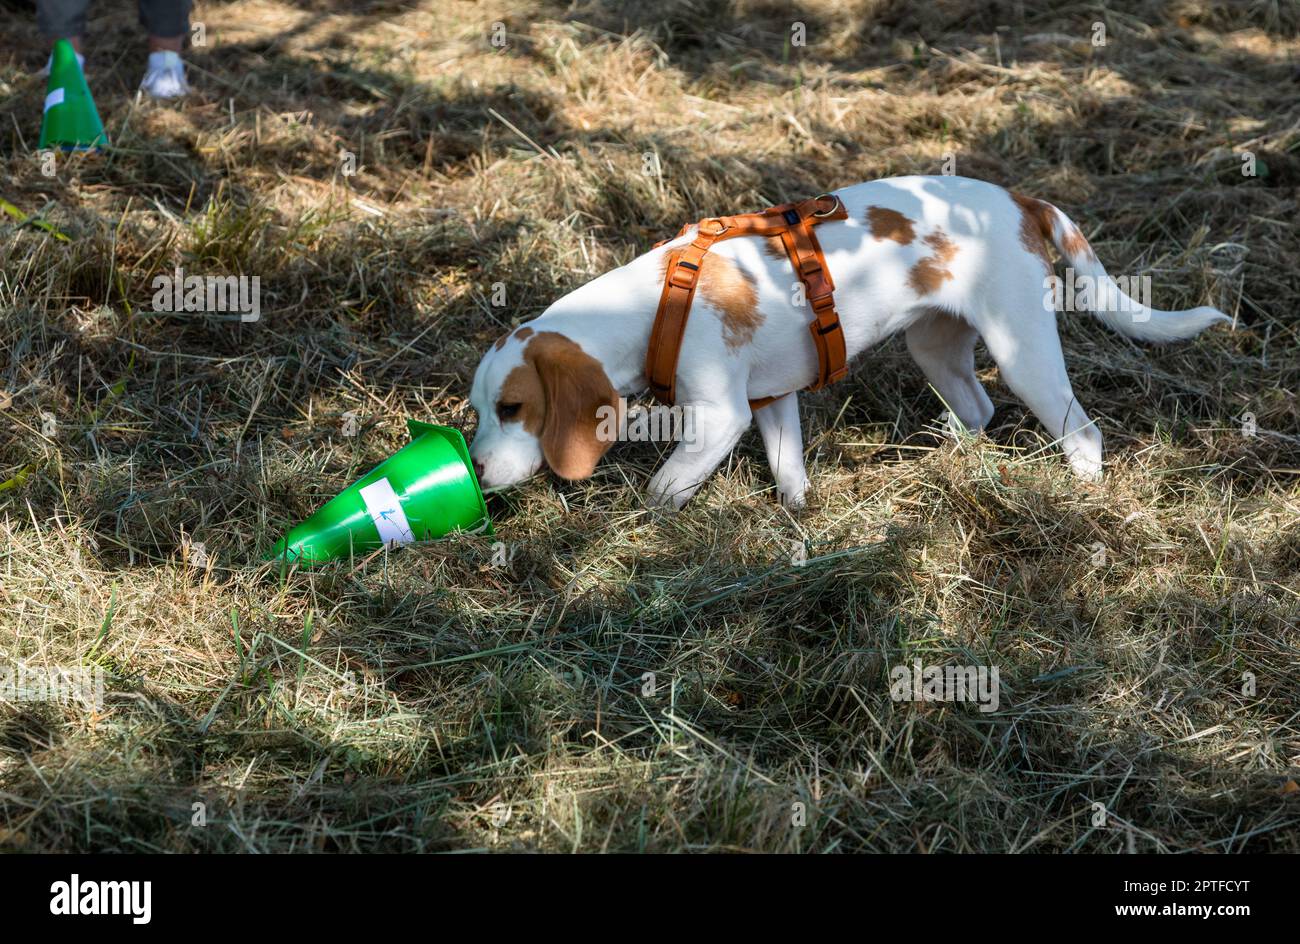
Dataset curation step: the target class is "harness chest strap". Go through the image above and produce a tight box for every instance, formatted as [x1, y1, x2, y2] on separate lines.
[645, 193, 849, 409]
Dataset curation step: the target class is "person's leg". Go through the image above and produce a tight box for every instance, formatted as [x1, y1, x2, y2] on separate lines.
[37, 0, 89, 45]
[148, 34, 183, 53]
[138, 0, 190, 42]
[137, 0, 192, 97]
[36, 0, 88, 72]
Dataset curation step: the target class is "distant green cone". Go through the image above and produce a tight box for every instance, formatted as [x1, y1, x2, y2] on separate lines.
[39, 39, 108, 152]
[267, 421, 490, 567]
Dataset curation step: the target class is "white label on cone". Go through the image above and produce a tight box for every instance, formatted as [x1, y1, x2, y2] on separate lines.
[359, 478, 414, 546]
[44, 88, 66, 112]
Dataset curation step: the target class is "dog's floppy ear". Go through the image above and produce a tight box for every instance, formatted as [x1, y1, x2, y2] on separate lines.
[526, 332, 618, 480]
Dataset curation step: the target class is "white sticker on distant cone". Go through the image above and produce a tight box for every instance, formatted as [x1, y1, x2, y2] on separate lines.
[45, 88, 65, 112]
[359, 477, 414, 546]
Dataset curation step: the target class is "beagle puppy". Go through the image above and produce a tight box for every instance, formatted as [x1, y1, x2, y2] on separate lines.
[468, 175, 1228, 508]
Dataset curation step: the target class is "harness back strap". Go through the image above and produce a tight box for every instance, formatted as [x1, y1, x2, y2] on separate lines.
[646, 193, 849, 410]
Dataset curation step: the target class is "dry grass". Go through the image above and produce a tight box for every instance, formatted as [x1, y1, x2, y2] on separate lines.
[0, 0, 1297, 852]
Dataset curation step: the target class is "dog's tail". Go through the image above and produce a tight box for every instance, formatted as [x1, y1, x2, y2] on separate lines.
[1019, 194, 1231, 343]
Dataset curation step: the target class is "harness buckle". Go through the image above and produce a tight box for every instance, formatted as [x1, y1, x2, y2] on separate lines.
[698, 218, 728, 237]
[669, 263, 698, 290]
[812, 194, 842, 218]
[799, 256, 824, 277]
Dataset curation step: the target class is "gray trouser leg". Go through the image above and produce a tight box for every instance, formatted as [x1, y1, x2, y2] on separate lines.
[36, 1, 191, 40]
[36, 0, 90, 38]
[139, 0, 191, 39]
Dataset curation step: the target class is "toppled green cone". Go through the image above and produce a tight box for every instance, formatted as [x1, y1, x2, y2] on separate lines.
[267, 420, 490, 567]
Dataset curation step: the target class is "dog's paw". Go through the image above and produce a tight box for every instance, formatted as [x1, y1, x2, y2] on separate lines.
[777, 477, 810, 509]
[646, 478, 691, 511]
[1067, 452, 1103, 483]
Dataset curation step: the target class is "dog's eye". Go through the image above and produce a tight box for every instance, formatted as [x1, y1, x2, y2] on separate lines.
[496, 402, 522, 422]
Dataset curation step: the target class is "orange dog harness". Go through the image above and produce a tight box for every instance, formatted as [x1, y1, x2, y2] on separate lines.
[646, 193, 849, 410]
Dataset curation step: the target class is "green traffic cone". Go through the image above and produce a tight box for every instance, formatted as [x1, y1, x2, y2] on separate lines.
[39, 39, 108, 152]
[267, 420, 491, 567]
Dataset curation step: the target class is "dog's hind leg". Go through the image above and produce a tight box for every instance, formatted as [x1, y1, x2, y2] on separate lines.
[971, 293, 1104, 480]
[754, 393, 809, 507]
[905, 307, 995, 431]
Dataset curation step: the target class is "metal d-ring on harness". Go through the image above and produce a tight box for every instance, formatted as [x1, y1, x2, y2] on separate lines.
[645, 193, 850, 410]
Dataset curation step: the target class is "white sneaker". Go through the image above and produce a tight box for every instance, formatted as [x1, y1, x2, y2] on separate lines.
[39, 51, 85, 76]
[139, 50, 189, 99]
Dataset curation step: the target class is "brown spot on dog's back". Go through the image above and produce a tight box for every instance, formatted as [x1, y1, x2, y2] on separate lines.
[866, 206, 916, 245]
[514, 326, 534, 343]
[762, 235, 787, 262]
[1011, 192, 1054, 274]
[907, 228, 959, 296]
[494, 334, 509, 351]
[698, 251, 762, 350]
[1012, 192, 1097, 267]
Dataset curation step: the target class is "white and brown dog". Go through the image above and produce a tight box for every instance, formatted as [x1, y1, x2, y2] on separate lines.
[468, 175, 1228, 508]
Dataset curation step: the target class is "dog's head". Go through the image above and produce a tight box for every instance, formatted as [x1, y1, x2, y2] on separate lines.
[469, 328, 618, 490]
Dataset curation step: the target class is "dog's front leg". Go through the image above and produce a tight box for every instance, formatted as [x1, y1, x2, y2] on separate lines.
[754, 393, 809, 508]
[647, 399, 751, 509]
